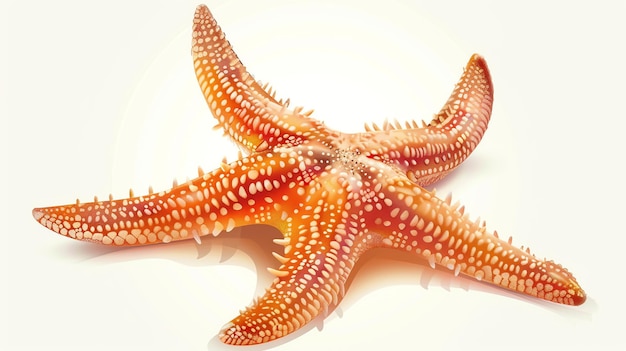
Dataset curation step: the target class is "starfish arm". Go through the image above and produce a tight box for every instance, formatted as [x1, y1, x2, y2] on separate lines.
[192, 5, 324, 153]
[359, 54, 493, 186]
[369, 174, 586, 305]
[219, 175, 380, 345]
[32, 151, 310, 246]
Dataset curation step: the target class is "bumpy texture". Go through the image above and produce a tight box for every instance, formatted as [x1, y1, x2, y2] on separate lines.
[33, 4, 585, 345]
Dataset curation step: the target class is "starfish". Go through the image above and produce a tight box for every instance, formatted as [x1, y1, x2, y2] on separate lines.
[32, 4, 586, 345]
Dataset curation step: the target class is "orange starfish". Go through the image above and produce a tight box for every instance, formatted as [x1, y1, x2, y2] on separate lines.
[32, 4, 586, 345]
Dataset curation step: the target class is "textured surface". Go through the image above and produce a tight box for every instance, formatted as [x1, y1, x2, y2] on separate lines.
[8, 0, 625, 350]
[31, 4, 585, 345]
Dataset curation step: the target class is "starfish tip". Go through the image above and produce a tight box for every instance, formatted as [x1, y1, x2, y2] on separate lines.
[32, 208, 44, 221]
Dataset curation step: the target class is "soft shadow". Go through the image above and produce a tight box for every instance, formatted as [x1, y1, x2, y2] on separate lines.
[43, 222, 595, 348]
[56, 225, 283, 298]
[341, 247, 595, 321]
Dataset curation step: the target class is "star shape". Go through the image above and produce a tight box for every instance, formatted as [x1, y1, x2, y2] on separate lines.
[32, 4, 585, 345]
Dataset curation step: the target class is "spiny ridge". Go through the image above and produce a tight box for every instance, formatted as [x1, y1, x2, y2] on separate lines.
[364, 118, 423, 132]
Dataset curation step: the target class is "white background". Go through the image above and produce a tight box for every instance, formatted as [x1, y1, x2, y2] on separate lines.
[3, 0, 625, 350]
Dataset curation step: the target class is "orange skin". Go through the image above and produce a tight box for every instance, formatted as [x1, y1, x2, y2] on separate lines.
[32, 4, 585, 345]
